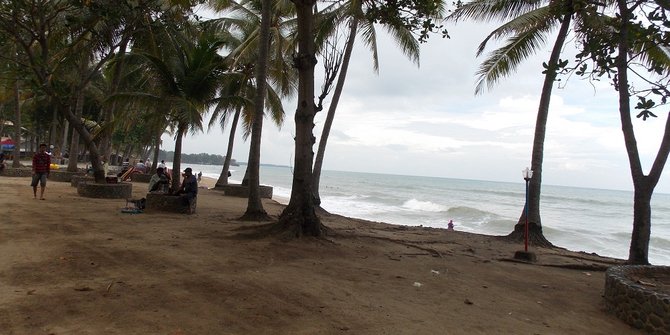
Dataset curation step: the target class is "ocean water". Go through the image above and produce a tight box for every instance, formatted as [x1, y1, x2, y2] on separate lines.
[181, 162, 670, 265]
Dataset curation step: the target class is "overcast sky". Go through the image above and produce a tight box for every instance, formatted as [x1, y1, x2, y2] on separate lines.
[161, 18, 670, 194]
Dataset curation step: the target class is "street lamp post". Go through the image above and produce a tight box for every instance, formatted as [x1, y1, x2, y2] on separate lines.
[522, 167, 533, 252]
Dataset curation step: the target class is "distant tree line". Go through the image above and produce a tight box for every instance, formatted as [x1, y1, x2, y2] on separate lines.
[158, 150, 225, 166]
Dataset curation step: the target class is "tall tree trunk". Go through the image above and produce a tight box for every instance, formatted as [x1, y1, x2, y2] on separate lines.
[171, 124, 186, 192]
[49, 107, 57, 148]
[313, 15, 360, 206]
[67, 93, 83, 172]
[12, 76, 21, 168]
[278, 0, 322, 236]
[149, 131, 161, 174]
[215, 108, 241, 187]
[614, 0, 670, 264]
[98, 38, 129, 161]
[241, 0, 272, 220]
[61, 118, 69, 162]
[507, 13, 572, 247]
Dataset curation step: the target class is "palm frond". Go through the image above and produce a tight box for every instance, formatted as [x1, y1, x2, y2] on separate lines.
[448, 0, 546, 23]
[475, 24, 553, 93]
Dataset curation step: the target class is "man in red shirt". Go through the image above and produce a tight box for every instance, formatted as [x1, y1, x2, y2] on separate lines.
[31, 143, 50, 200]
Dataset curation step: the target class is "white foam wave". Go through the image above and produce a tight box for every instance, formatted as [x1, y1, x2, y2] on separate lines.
[401, 199, 446, 212]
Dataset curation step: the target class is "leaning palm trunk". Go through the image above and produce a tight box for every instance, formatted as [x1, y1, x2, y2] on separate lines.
[241, 0, 271, 220]
[313, 16, 360, 206]
[215, 108, 241, 187]
[507, 13, 572, 247]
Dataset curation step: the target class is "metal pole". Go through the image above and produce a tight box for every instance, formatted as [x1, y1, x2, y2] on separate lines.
[524, 177, 529, 252]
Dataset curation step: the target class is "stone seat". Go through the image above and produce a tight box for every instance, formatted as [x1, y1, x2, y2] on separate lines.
[145, 192, 197, 214]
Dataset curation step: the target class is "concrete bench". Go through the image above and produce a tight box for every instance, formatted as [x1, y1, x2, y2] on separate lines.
[145, 193, 197, 214]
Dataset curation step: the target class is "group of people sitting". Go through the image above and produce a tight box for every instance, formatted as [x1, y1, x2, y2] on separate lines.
[148, 166, 198, 211]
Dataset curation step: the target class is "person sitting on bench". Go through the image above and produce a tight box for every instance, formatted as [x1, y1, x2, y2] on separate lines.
[148, 167, 170, 193]
[176, 167, 198, 213]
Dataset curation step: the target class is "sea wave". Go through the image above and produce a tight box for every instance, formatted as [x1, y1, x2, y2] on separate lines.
[401, 199, 447, 212]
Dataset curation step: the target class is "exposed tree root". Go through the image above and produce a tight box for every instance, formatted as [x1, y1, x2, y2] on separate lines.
[502, 222, 554, 248]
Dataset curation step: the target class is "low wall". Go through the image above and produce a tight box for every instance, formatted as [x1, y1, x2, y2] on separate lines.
[604, 265, 670, 334]
[145, 193, 196, 214]
[0, 167, 32, 177]
[216, 184, 273, 199]
[49, 171, 80, 183]
[77, 182, 132, 199]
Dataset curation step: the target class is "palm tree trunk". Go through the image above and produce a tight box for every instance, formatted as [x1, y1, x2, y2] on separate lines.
[99, 39, 129, 161]
[278, 0, 322, 236]
[12, 76, 21, 168]
[507, 13, 572, 247]
[241, 0, 272, 220]
[149, 128, 161, 174]
[215, 108, 241, 187]
[313, 15, 360, 206]
[67, 93, 83, 173]
[171, 124, 186, 192]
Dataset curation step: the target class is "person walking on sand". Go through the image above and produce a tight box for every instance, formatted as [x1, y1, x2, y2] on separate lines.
[31, 143, 51, 200]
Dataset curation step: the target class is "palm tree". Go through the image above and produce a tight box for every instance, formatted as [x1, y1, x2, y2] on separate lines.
[205, 0, 296, 188]
[311, 0, 430, 205]
[449, 0, 583, 246]
[118, 30, 228, 191]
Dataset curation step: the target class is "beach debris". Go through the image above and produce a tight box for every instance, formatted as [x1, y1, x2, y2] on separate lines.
[583, 272, 592, 276]
[464, 299, 474, 305]
[74, 286, 93, 292]
[541, 284, 549, 289]
[413, 282, 423, 287]
[431, 270, 440, 275]
[482, 285, 488, 289]
[106, 281, 114, 293]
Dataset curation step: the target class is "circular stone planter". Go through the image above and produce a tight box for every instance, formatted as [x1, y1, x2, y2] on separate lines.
[77, 181, 132, 199]
[71, 175, 93, 187]
[604, 265, 670, 334]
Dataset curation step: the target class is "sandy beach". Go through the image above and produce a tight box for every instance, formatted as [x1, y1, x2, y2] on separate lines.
[0, 175, 641, 334]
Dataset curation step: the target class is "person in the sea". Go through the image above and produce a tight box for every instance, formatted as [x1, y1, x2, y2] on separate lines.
[148, 167, 170, 193]
[447, 220, 454, 231]
[31, 143, 51, 200]
[176, 167, 198, 213]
